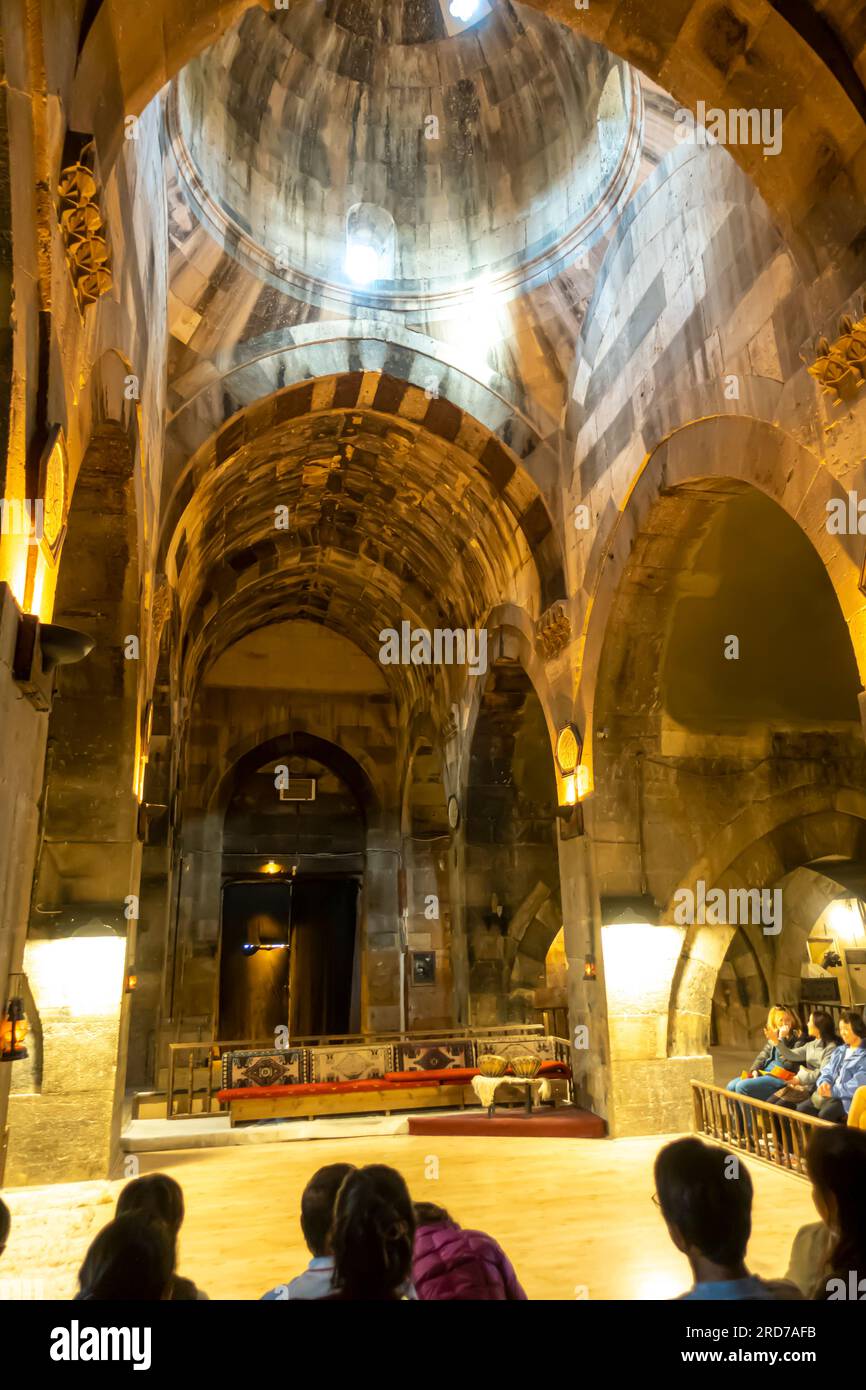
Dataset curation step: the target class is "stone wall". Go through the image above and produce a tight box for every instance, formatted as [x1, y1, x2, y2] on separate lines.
[0, 586, 49, 1177]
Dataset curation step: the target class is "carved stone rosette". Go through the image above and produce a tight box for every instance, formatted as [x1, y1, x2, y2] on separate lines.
[808, 306, 866, 406]
[58, 153, 112, 312]
[535, 601, 571, 660]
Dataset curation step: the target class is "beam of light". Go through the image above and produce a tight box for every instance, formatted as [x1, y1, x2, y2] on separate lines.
[344, 241, 382, 285]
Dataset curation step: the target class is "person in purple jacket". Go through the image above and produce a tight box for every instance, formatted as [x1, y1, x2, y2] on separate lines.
[412, 1202, 527, 1300]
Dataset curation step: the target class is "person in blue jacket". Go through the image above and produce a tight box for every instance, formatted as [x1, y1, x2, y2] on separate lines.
[797, 1010, 866, 1122]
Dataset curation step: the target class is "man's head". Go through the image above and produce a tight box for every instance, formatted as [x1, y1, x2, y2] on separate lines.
[654, 1137, 753, 1270]
[300, 1163, 355, 1257]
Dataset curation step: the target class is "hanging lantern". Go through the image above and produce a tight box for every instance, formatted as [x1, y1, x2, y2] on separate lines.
[0, 997, 29, 1061]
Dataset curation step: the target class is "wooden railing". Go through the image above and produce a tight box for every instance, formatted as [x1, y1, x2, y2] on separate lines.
[692, 1080, 835, 1178]
[164, 1024, 553, 1120]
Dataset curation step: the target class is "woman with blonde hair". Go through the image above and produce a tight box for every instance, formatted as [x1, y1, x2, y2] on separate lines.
[726, 1005, 805, 1106]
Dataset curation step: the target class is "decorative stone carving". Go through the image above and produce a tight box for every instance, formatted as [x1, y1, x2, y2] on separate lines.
[57, 149, 112, 311]
[808, 306, 866, 405]
[535, 601, 571, 659]
[151, 575, 173, 646]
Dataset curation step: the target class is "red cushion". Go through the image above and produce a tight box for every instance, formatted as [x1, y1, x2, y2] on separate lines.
[385, 1068, 478, 1085]
[217, 1077, 435, 1102]
[538, 1061, 571, 1077]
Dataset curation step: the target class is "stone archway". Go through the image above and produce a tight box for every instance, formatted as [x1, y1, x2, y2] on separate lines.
[577, 415, 866, 761]
[665, 798, 866, 1059]
[586, 446, 866, 1132]
[170, 727, 385, 1044]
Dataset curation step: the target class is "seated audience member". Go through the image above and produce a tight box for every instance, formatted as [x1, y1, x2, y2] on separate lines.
[116, 1172, 207, 1300]
[326, 1165, 416, 1301]
[76, 1213, 174, 1301]
[768, 1011, 839, 1110]
[787, 1125, 866, 1298]
[796, 1010, 866, 1122]
[726, 1007, 804, 1105]
[654, 1136, 802, 1301]
[0, 1196, 9, 1258]
[849, 1085, 866, 1131]
[261, 1163, 355, 1300]
[412, 1202, 527, 1301]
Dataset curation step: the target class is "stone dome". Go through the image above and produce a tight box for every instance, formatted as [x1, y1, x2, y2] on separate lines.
[170, 0, 640, 309]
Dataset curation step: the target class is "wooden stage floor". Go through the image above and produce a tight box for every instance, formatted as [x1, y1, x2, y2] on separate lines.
[133, 1132, 816, 1301]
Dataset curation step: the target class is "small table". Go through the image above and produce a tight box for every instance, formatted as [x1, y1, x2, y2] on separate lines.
[471, 1073, 552, 1116]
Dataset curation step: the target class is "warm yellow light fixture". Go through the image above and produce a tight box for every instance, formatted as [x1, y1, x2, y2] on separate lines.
[825, 898, 866, 947]
[262, 861, 284, 875]
[555, 724, 581, 775]
[556, 723, 593, 805]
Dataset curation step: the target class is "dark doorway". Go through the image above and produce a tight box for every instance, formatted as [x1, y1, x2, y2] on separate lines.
[218, 880, 291, 1041]
[289, 877, 359, 1037]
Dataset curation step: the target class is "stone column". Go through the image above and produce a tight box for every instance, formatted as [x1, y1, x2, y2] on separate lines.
[5, 926, 128, 1185]
[604, 913, 717, 1136]
[364, 826, 403, 1033]
[558, 826, 614, 1125]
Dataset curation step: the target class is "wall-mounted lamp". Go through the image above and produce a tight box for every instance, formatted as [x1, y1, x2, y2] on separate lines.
[0, 996, 29, 1061]
[556, 723, 592, 799]
[138, 797, 167, 832]
[555, 723, 581, 779]
[555, 723, 586, 835]
[11, 607, 95, 710]
[38, 622, 94, 673]
[583, 955, 597, 982]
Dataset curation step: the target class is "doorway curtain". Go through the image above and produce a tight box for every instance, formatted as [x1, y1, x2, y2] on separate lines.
[289, 877, 359, 1036]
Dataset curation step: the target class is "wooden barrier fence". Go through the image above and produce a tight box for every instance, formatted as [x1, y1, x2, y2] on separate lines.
[692, 1080, 835, 1178]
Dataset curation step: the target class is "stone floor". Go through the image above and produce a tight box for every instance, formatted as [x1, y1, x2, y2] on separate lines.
[1, 1130, 816, 1301]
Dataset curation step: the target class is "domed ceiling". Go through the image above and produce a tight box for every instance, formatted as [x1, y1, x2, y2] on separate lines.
[170, 0, 640, 309]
